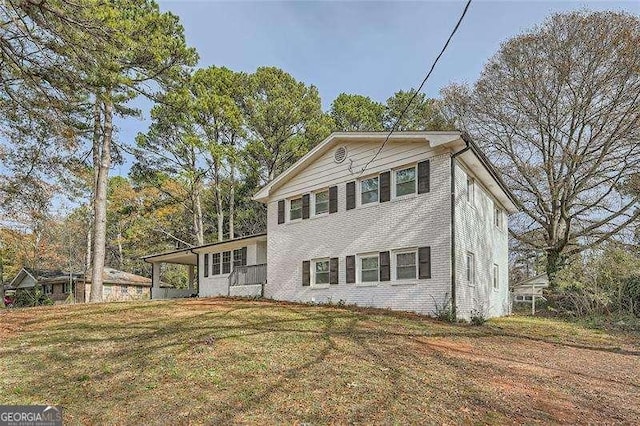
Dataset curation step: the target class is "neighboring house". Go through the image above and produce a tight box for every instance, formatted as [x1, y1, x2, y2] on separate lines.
[145, 131, 518, 320]
[8, 267, 152, 303]
[512, 273, 549, 302]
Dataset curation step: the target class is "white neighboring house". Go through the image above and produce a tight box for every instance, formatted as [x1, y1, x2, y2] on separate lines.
[253, 131, 519, 320]
[512, 273, 549, 302]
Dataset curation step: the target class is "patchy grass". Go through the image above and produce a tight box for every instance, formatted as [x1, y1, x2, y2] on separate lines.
[1, 298, 639, 425]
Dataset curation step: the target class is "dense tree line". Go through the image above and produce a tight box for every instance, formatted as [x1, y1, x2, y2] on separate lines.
[1, 5, 639, 315]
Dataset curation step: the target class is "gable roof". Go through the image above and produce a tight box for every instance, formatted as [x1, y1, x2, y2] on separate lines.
[8, 267, 152, 287]
[513, 273, 549, 288]
[253, 131, 519, 213]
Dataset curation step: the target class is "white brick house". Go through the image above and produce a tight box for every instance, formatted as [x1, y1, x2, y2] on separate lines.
[253, 131, 518, 320]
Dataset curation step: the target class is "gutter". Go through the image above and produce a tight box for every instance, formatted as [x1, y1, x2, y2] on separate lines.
[450, 137, 471, 320]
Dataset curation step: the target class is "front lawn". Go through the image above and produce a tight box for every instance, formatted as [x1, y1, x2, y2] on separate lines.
[1, 298, 638, 424]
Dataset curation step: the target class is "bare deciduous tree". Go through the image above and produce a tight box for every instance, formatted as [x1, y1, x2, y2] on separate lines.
[442, 11, 640, 285]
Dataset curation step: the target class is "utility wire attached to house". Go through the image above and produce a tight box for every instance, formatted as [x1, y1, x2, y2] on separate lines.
[358, 0, 473, 176]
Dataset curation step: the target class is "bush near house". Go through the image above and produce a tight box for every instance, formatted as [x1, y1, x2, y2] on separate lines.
[1, 298, 638, 424]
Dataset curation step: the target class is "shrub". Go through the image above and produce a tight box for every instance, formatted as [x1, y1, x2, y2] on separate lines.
[431, 294, 455, 322]
[469, 309, 486, 326]
[14, 286, 54, 308]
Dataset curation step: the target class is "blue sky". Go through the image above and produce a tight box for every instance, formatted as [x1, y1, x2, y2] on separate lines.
[112, 0, 639, 176]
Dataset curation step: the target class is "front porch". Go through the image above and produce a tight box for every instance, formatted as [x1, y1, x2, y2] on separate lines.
[142, 233, 268, 300]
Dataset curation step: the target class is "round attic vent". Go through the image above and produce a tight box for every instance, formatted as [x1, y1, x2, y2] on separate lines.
[334, 146, 347, 163]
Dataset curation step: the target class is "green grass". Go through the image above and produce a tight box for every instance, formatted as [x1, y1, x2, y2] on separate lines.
[1, 298, 639, 425]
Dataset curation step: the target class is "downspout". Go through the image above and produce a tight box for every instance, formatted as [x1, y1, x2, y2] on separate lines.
[450, 134, 471, 320]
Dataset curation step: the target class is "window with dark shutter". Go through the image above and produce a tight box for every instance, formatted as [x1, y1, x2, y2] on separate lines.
[329, 186, 338, 213]
[418, 246, 431, 279]
[212, 253, 221, 275]
[379, 251, 390, 281]
[346, 181, 356, 210]
[380, 171, 391, 202]
[346, 255, 356, 283]
[277, 200, 285, 224]
[330, 258, 339, 284]
[302, 261, 310, 286]
[302, 194, 310, 219]
[241, 247, 247, 266]
[418, 160, 430, 194]
[222, 251, 231, 274]
[204, 253, 210, 277]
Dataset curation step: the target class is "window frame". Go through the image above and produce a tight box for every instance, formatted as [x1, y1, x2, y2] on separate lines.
[466, 176, 475, 206]
[289, 197, 303, 222]
[493, 264, 499, 291]
[136, 286, 144, 295]
[313, 189, 330, 216]
[359, 175, 380, 206]
[63, 282, 72, 294]
[233, 248, 244, 268]
[392, 249, 418, 281]
[212, 252, 221, 275]
[494, 204, 503, 230]
[222, 251, 231, 274]
[121, 285, 129, 295]
[203, 253, 210, 277]
[357, 252, 380, 284]
[393, 165, 417, 199]
[466, 252, 476, 286]
[43, 284, 52, 295]
[311, 258, 331, 287]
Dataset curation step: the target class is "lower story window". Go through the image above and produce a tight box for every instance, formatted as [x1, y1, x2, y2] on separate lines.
[395, 251, 417, 279]
[137, 286, 143, 295]
[43, 284, 52, 295]
[63, 282, 72, 294]
[313, 259, 330, 285]
[360, 254, 379, 282]
[122, 286, 129, 295]
[222, 251, 231, 274]
[104, 286, 112, 295]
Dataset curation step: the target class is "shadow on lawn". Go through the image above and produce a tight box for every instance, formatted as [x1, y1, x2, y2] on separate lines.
[2, 300, 639, 423]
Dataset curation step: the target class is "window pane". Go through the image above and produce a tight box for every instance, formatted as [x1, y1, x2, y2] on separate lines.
[315, 191, 329, 214]
[361, 257, 378, 270]
[290, 198, 302, 220]
[362, 270, 378, 282]
[315, 260, 329, 273]
[397, 266, 416, 279]
[316, 272, 329, 284]
[395, 168, 416, 196]
[361, 177, 379, 204]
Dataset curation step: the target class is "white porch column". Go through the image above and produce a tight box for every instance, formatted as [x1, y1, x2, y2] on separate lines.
[188, 265, 195, 290]
[152, 262, 161, 299]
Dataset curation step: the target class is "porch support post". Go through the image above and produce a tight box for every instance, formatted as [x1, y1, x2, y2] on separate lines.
[188, 265, 195, 290]
[152, 262, 161, 299]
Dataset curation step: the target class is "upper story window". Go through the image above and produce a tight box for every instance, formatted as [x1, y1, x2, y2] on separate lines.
[313, 259, 330, 285]
[466, 176, 475, 205]
[395, 166, 416, 197]
[314, 190, 329, 215]
[289, 197, 302, 220]
[394, 250, 417, 280]
[361, 176, 379, 205]
[359, 253, 379, 282]
[466, 252, 476, 286]
[494, 204, 503, 229]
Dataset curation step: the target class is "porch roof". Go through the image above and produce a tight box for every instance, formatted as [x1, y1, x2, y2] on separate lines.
[141, 233, 267, 265]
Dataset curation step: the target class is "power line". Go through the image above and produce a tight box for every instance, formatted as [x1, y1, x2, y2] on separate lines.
[359, 0, 473, 176]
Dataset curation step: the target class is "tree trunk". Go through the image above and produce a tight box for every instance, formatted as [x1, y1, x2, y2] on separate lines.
[90, 97, 112, 302]
[0, 236, 5, 308]
[214, 160, 224, 242]
[229, 160, 235, 239]
[85, 213, 92, 272]
[545, 248, 565, 289]
[193, 190, 204, 246]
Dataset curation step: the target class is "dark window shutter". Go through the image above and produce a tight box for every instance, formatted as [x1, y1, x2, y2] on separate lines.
[329, 186, 338, 213]
[418, 160, 430, 194]
[204, 253, 209, 277]
[380, 171, 391, 202]
[346, 255, 356, 283]
[241, 247, 247, 266]
[379, 251, 390, 281]
[419, 246, 431, 279]
[302, 194, 310, 219]
[277, 200, 285, 224]
[302, 261, 310, 286]
[346, 181, 356, 210]
[330, 258, 339, 285]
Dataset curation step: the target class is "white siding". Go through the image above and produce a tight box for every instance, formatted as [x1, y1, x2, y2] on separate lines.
[266, 139, 453, 316]
[198, 240, 266, 297]
[454, 161, 510, 319]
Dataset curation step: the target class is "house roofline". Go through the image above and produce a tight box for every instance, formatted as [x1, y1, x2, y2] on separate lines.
[141, 233, 267, 261]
